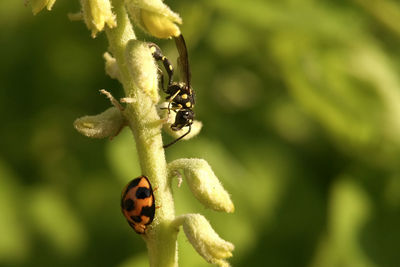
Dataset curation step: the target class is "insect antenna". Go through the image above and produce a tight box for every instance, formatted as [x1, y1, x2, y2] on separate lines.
[163, 125, 192, 149]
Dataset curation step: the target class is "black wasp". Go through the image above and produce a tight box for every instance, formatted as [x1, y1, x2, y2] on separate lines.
[149, 35, 195, 148]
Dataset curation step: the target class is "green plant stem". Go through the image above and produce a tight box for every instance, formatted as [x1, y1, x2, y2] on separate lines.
[105, 0, 178, 266]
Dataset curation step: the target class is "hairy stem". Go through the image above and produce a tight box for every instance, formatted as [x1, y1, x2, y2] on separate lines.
[105, 0, 178, 266]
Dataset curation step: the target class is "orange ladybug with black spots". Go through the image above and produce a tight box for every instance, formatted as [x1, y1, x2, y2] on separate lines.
[121, 176, 155, 234]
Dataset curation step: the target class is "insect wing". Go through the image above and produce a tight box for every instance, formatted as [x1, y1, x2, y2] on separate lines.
[174, 34, 191, 87]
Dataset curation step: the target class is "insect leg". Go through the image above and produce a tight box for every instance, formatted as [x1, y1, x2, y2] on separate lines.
[167, 90, 181, 114]
[148, 43, 174, 88]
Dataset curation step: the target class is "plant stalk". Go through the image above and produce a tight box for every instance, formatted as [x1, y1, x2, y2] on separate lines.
[105, 0, 178, 266]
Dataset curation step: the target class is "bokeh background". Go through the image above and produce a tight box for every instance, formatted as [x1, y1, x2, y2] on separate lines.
[1, 0, 400, 266]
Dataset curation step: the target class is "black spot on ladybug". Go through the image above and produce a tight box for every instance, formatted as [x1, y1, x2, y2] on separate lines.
[124, 198, 135, 211]
[131, 215, 142, 223]
[136, 187, 151, 199]
[125, 178, 141, 191]
[141, 205, 155, 221]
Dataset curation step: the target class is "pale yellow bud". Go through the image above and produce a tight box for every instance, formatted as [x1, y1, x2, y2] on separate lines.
[28, 0, 56, 15]
[80, 0, 117, 38]
[74, 107, 126, 139]
[174, 214, 234, 267]
[168, 159, 234, 213]
[126, 0, 182, 39]
[141, 9, 180, 38]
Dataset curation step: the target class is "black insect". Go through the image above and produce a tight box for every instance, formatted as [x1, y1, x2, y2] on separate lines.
[149, 34, 195, 148]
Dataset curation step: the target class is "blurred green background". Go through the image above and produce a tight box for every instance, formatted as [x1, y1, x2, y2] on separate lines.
[1, 0, 400, 266]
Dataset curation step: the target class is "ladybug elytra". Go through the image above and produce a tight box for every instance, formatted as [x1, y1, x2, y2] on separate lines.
[121, 176, 155, 234]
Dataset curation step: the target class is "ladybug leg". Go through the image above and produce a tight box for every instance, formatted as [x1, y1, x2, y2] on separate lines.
[151, 186, 161, 209]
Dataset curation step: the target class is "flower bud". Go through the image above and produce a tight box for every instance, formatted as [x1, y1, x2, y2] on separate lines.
[174, 214, 234, 267]
[103, 52, 120, 81]
[125, 40, 159, 103]
[168, 159, 234, 213]
[140, 9, 181, 39]
[126, 0, 182, 39]
[74, 107, 125, 139]
[28, 0, 56, 15]
[80, 0, 117, 38]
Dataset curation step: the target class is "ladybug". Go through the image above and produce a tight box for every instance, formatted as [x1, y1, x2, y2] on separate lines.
[121, 176, 155, 234]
